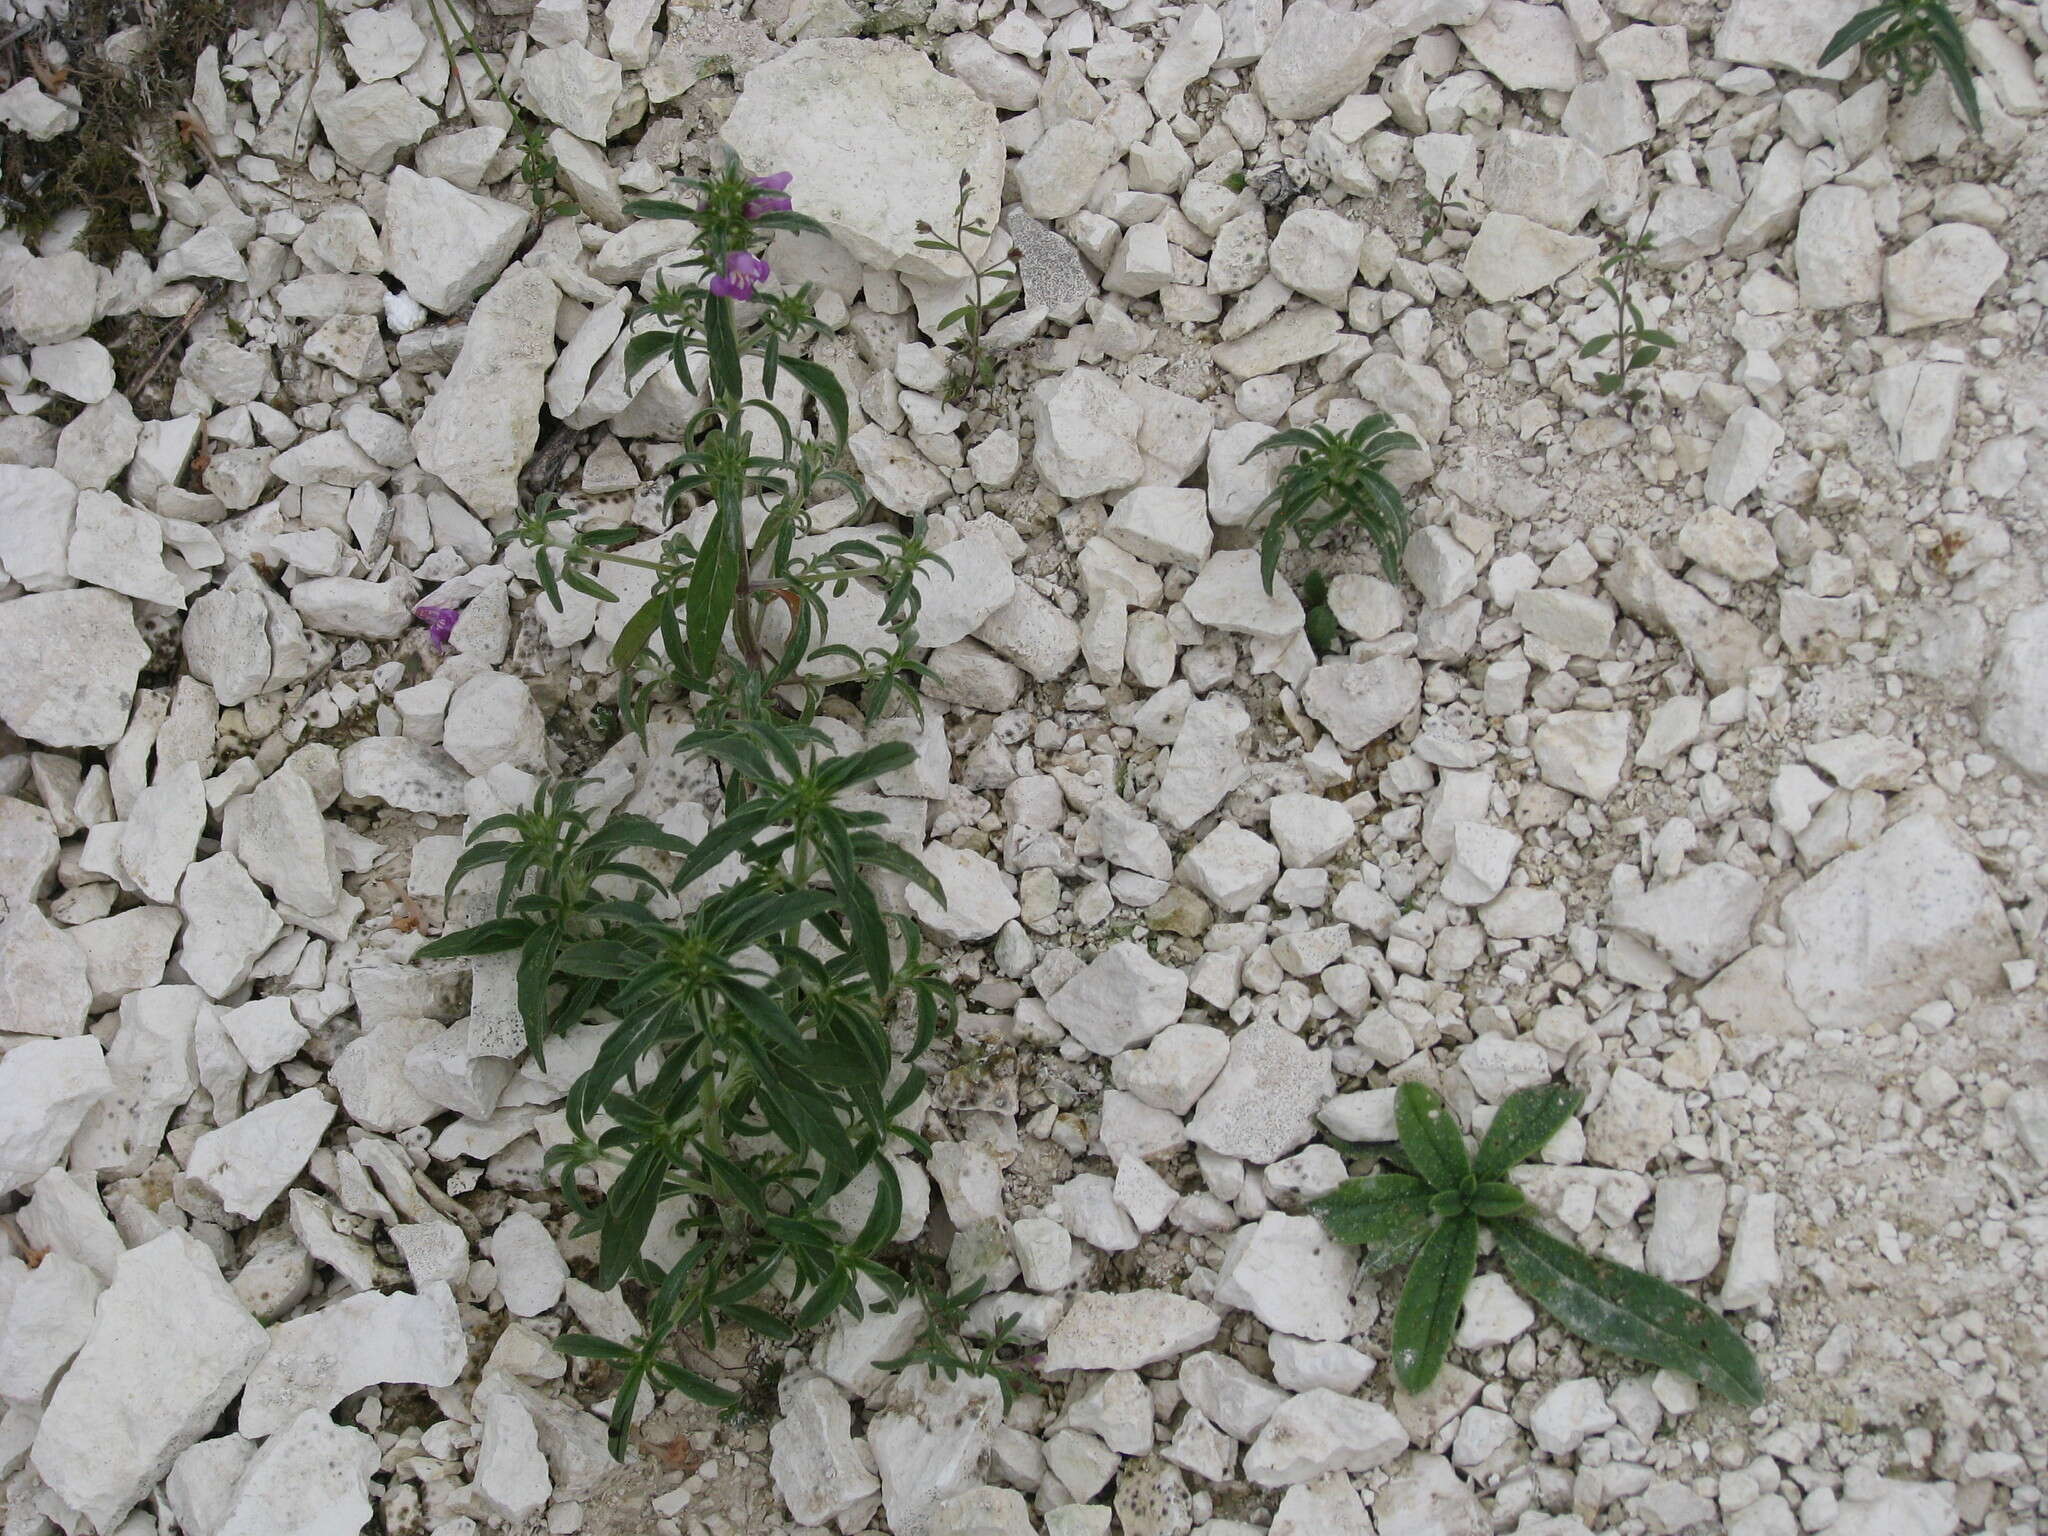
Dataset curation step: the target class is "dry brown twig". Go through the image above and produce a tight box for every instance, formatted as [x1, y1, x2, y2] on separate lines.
[126, 280, 224, 400]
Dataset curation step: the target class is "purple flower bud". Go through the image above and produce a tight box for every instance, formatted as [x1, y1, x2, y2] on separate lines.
[744, 171, 794, 219]
[413, 604, 461, 649]
[708, 250, 771, 301]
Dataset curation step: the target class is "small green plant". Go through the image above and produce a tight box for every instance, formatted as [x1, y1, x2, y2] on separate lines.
[420, 163, 1002, 1457]
[1300, 570, 1341, 655]
[1416, 184, 1468, 247]
[1247, 413, 1417, 592]
[1821, 0, 1983, 133]
[876, 1269, 1029, 1408]
[1313, 1082, 1764, 1404]
[515, 120, 577, 221]
[417, 0, 574, 219]
[1578, 226, 1677, 405]
[914, 170, 1021, 404]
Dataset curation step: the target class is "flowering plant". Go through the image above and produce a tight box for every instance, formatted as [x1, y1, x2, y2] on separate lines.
[421, 161, 1007, 1454]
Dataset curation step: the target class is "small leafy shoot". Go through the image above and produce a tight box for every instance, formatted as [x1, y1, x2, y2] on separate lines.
[1312, 1081, 1763, 1404]
[1247, 413, 1418, 592]
[1820, 0, 1983, 134]
[913, 170, 1020, 406]
[1578, 226, 1678, 407]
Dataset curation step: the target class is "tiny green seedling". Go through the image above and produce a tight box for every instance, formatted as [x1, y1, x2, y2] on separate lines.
[1313, 1081, 1764, 1405]
[875, 1270, 1029, 1409]
[1247, 412, 1418, 592]
[516, 119, 576, 221]
[414, 0, 575, 220]
[1821, 0, 1983, 134]
[1579, 227, 1677, 405]
[1300, 570, 1341, 655]
[1417, 183, 1468, 248]
[913, 170, 1021, 405]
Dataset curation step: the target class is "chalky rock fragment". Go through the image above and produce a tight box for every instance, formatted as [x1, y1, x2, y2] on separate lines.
[1780, 814, 2017, 1030]
[32, 1231, 267, 1533]
[216, 1409, 380, 1536]
[238, 1283, 466, 1436]
[0, 1037, 111, 1195]
[1983, 603, 2048, 780]
[0, 590, 150, 748]
[724, 39, 1002, 281]
[1047, 941, 1189, 1056]
[413, 265, 557, 521]
[1045, 1291, 1221, 1371]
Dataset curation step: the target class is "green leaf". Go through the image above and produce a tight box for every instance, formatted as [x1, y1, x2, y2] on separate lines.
[1470, 1181, 1528, 1219]
[852, 1157, 904, 1253]
[1638, 329, 1679, 348]
[781, 356, 850, 450]
[624, 328, 674, 381]
[702, 294, 743, 401]
[555, 940, 646, 980]
[719, 975, 805, 1056]
[1475, 1084, 1584, 1180]
[650, 1358, 742, 1409]
[555, 1333, 636, 1363]
[622, 197, 700, 223]
[604, 1364, 650, 1460]
[1492, 1217, 1766, 1405]
[1579, 334, 1615, 358]
[1352, 1216, 1427, 1277]
[414, 916, 532, 960]
[1395, 1082, 1470, 1192]
[611, 595, 668, 674]
[515, 926, 560, 1061]
[1312, 1174, 1433, 1247]
[1818, 4, 1896, 66]
[598, 1142, 671, 1289]
[684, 517, 739, 676]
[1390, 1214, 1478, 1394]
[1925, 23, 1982, 132]
[723, 1301, 798, 1341]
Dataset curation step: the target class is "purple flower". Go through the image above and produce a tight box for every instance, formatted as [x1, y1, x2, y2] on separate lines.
[413, 604, 461, 649]
[709, 250, 771, 301]
[745, 170, 793, 218]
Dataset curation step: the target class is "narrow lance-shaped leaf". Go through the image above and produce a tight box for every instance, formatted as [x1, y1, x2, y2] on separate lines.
[1390, 1213, 1478, 1394]
[1924, 22, 1982, 132]
[555, 1333, 636, 1364]
[1817, 3, 1899, 66]
[1492, 1216, 1765, 1406]
[415, 915, 532, 960]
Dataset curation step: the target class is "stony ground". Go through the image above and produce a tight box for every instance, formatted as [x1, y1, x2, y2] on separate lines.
[1, 0, 2046, 1534]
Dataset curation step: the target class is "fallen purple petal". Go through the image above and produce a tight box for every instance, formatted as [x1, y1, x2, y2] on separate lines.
[413, 604, 461, 648]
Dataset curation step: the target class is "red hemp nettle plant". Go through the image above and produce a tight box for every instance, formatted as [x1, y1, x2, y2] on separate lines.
[419, 161, 1023, 1455]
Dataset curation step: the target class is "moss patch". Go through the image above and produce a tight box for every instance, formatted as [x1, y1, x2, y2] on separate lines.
[1, 0, 258, 261]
